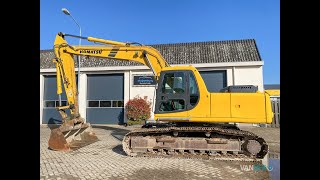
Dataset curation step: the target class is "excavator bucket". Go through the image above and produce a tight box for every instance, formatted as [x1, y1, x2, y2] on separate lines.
[48, 123, 98, 151]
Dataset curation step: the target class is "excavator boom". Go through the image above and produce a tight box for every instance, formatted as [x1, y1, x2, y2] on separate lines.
[49, 32, 170, 151]
[54, 32, 169, 79]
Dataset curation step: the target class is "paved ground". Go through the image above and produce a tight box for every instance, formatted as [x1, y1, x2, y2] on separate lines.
[240, 126, 280, 154]
[40, 125, 279, 180]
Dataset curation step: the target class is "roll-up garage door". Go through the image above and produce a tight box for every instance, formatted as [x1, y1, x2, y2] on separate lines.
[86, 74, 124, 124]
[42, 75, 70, 124]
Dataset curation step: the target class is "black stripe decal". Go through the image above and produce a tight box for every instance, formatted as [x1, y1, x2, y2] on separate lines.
[108, 48, 119, 57]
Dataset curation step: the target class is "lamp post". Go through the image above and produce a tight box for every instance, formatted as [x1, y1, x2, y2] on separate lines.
[62, 8, 81, 109]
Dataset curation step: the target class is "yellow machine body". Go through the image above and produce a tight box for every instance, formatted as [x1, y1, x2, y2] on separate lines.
[49, 32, 273, 152]
[154, 66, 273, 124]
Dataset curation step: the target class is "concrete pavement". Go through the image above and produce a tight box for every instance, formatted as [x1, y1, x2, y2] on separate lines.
[40, 125, 277, 180]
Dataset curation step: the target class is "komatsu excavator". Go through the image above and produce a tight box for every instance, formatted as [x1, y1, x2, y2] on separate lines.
[50, 32, 273, 160]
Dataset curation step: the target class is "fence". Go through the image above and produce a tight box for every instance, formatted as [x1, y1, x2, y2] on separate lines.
[269, 97, 280, 128]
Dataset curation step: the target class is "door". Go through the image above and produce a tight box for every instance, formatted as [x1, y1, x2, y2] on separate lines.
[42, 75, 70, 124]
[155, 71, 187, 115]
[154, 71, 200, 119]
[86, 74, 124, 124]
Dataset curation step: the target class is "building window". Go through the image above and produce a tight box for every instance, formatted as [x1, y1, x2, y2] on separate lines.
[100, 101, 111, 107]
[88, 101, 99, 107]
[44, 100, 68, 108]
[87, 100, 124, 108]
[45, 101, 55, 108]
[117, 101, 124, 107]
[55, 101, 68, 107]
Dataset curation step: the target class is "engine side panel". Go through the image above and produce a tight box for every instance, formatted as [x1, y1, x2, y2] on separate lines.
[210, 93, 231, 118]
[230, 93, 267, 119]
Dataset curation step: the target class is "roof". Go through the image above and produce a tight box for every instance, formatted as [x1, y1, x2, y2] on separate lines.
[40, 39, 262, 69]
[264, 84, 280, 90]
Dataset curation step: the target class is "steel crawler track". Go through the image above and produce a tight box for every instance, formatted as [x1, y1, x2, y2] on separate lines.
[122, 126, 268, 161]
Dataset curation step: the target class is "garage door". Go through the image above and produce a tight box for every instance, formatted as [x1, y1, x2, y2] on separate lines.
[199, 71, 227, 92]
[86, 74, 124, 124]
[42, 75, 70, 124]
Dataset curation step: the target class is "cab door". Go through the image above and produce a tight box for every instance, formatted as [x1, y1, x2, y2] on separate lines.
[154, 71, 189, 119]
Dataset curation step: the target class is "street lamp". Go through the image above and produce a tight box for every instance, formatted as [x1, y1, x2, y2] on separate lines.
[62, 8, 82, 109]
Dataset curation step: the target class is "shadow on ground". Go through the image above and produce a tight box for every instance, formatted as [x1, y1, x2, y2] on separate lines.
[112, 144, 127, 156]
[92, 125, 132, 156]
[92, 125, 131, 138]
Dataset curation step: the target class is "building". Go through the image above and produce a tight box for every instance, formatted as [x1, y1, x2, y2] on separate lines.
[40, 39, 265, 125]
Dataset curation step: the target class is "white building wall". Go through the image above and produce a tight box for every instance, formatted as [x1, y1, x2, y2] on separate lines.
[78, 73, 87, 122]
[129, 70, 156, 119]
[227, 68, 234, 86]
[123, 71, 130, 123]
[234, 66, 264, 92]
[40, 74, 44, 125]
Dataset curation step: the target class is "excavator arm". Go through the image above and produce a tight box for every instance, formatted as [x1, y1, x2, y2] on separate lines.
[53, 32, 169, 121]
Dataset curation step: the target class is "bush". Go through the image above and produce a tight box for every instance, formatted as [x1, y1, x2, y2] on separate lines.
[127, 119, 145, 126]
[125, 96, 151, 123]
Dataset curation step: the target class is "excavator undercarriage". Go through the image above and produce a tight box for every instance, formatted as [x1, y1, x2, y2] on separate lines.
[123, 123, 268, 161]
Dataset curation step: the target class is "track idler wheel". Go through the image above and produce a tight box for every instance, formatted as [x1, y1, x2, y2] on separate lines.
[242, 137, 268, 159]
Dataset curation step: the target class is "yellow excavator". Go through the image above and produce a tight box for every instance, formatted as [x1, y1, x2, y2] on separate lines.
[50, 32, 273, 160]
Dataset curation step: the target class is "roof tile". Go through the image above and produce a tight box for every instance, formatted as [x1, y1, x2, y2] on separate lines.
[40, 39, 261, 69]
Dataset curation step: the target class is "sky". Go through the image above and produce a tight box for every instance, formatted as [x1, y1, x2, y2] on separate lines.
[40, 0, 280, 84]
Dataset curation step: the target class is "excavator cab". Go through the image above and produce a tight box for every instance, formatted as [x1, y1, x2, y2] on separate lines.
[155, 70, 200, 114]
